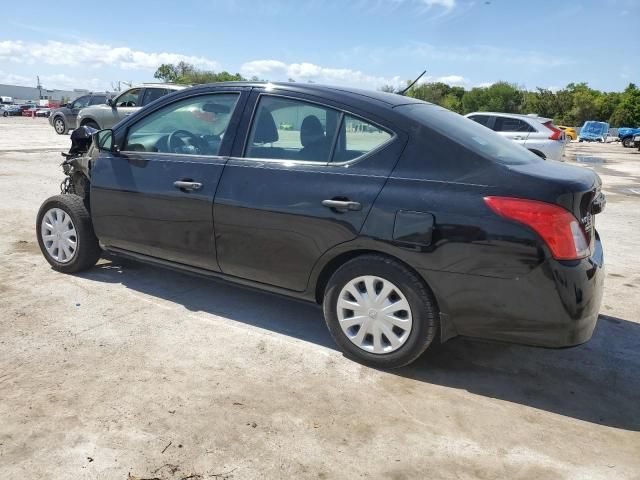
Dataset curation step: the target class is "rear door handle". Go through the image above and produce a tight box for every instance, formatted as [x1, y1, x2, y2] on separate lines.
[322, 199, 362, 212]
[174, 180, 202, 191]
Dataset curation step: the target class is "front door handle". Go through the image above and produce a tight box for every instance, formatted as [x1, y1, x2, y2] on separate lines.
[174, 180, 202, 191]
[322, 199, 362, 212]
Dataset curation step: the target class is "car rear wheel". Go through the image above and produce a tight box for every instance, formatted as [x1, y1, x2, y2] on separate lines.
[323, 254, 439, 368]
[622, 137, 632, 148]
[36, 194, 101, 273]
[53, 117, 66, 134]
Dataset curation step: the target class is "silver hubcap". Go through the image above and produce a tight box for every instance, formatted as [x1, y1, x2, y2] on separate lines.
[337, 275, 413, 354]
[55, 119, 64, 133]
[41, 208, 77, 263]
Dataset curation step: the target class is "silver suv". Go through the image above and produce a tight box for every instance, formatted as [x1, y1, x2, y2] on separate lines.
[466, 112, 566, 161]
[76, 84, 186, 130]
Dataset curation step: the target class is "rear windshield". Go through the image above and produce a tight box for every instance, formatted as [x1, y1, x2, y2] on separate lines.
[397, 104, 541, 165]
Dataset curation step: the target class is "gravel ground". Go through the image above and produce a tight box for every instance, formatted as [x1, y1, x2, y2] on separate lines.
[1, 117, 639, 480]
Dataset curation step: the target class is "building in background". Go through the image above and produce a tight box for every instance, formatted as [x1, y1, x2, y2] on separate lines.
[0, 83, 92, 106]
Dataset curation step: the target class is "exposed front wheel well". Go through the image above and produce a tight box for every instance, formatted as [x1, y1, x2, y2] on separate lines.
[80, 118, 100, 129]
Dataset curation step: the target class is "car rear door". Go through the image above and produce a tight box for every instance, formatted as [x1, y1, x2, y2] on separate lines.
[91, 88, 249, 270]
[213, 89, 406, 291]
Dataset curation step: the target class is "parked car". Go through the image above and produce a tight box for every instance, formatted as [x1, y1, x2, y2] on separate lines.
[36, 82, 605, 368]
[36, 107, 51, 118]
[618, 127, 640, 147]
[75, 84, 186, 130]
[633, 134, 640, 150]
[49, 93, 112, 135]
[1, 105, 22, 116]
[465, 112, 566, 161]
[557, 125, 577, 140]
[578, 121, 609, 142]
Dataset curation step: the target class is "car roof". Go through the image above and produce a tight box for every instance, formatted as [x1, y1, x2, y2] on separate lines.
[185, 81, 425, 108]
[133, 83, 188, 90]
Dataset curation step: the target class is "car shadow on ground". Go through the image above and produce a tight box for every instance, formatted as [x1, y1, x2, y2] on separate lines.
[80, 257, 640, 432]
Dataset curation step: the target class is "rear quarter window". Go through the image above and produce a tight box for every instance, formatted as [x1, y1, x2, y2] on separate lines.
[399, 104, 541, 166]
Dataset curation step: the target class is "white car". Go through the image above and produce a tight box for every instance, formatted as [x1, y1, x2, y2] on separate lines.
[465, 112, 566, 161]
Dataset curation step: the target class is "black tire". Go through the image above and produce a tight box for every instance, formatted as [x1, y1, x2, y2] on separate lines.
[323, 254, 439, 369]
[36, 194, 101, 273]
[82, 120, 100, 130]
[3, 111, 8, 117]
[622, 137, 632, 148]
[53, 116, 66, 135]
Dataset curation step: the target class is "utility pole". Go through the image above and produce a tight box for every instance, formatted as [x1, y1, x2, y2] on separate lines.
[37, 76, 42, 100]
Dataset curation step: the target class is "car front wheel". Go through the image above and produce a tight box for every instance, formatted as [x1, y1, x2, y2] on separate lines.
[323, 254, 439, 368]
[36, 195, 101, 273]
[53, 117, 66, 134]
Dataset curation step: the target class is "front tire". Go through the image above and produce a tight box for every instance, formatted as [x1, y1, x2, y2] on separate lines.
[36, 195, 101, 273]
[622, 137, 632, 148]
[323, 254, 439, 369]
[53, 116, 66, 134]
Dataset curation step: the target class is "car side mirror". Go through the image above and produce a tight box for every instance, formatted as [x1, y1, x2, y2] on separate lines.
[93, 129, 118, 153]
[107, 98, 114, 107]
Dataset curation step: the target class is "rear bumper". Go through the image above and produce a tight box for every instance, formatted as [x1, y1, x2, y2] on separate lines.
[422, 233, 604, 347]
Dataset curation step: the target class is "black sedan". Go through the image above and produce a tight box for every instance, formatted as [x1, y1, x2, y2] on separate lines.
[36, 82, 605, 368]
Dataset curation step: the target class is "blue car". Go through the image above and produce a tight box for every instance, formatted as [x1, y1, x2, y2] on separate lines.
[1, 105, 22, 117]
[618, 127, 640, 147]
[578, 121, 609, 142]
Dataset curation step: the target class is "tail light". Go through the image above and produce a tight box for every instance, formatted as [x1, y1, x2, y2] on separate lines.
[484, 196, 590, 260]
[544, 121, 564, 141]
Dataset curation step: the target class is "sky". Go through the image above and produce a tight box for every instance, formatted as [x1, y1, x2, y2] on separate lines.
[1, 0, 638, 93]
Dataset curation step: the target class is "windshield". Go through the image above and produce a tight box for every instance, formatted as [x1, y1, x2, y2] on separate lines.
[398, 104, 541, 165]
[581, 121, 608, 135]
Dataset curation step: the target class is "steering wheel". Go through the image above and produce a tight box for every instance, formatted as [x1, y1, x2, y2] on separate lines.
[167, 129, 202, 154]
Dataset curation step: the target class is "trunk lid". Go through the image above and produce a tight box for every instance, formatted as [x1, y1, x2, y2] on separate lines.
[504, 161, 604, 245]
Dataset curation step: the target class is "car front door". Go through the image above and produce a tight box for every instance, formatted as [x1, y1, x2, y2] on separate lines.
[91, 88, 248, 270]
[213, 90, 405, 291]
[103, 88, 143, 129]
[68, 95, 90, 125]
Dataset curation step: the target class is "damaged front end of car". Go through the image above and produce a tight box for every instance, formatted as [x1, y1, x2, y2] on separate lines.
[59, 126, 101, 200]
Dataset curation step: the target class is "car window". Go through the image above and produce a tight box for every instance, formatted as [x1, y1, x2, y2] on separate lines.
[123, 93, 239, 157]
[70, 96, 90, 109]
[142, 88, 169, 106]
[493, 117, 534, 132]
[244, 95, 340, 162]
[333, 114, 392, 162]
[89, 95, 107, 106]
[399, 104, 541, 166]
[115, 88, 141, 108]
[468, 115, 491, 127]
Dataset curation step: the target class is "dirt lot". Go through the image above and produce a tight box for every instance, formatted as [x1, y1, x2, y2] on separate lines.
[1, 117, 639, 480]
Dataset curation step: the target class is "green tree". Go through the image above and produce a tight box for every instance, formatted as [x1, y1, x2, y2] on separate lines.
[153, 62, 245, 85]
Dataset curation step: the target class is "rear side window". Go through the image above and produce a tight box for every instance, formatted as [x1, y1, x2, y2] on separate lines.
[468, 115, 491, 127]
[399, 104, 541, 165]
[244, 96, 340, 162]
[493, 117, 534, 132]
[142, 88, 169, 106]
[333, 114, 392, 162]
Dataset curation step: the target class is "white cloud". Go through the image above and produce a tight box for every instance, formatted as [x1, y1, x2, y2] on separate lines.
[422, 0, 456, 9]
[241, 59, 405, 89]
[0, 40, 218, 71]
